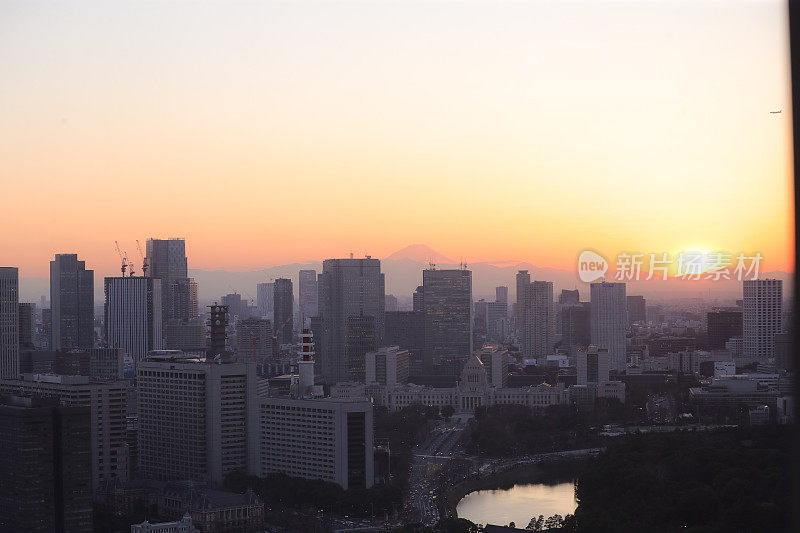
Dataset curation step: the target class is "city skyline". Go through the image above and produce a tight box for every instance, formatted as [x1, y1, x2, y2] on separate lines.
[0, 1, 794, 278]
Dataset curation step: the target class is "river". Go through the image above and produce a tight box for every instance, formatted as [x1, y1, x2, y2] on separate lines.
[455, 481, 577, 528]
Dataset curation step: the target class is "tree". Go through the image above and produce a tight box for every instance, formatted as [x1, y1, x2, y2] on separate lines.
[544, 514, 562, 530]
[441, 405, 455, 421]
[527, 515, 544, 530]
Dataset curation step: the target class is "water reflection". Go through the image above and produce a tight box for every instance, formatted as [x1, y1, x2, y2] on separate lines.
[456, 482, 577, 527]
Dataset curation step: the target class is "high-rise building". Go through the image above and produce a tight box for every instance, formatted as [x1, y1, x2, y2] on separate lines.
[495, 286, 508, 304]
[385, 294, 399, 312]
[273, 278, 294, 345]
[169, 277, 198, 321]
[164, 319, 207, 354]
[412, 286, 424, 313]
[18, 302, 36, 349]
[479, 345, 508, 387]
[146, 238, 188, 322]
[422, 268, 472, 373]
[707, 309, 743, 349]
[346, 315, 376, 382]
[365, 346, 410, 386]
[0, 267, 19, 379]
[316, 258, 385, 383]
[0, 374, 129, 490]
[104, 276, 163, 362]
[298, 270, 318, 327]
[519, 280, 554, 359]
[136, 352, 260, 487]
[235, 317, 274, 363]
[558, 289, 580, 305]
[743, 279, 783, 359]
[221, 293, 253, 319]
[560, 301, 591, 354]
[0, 395, 93, 533]
[258, 397, 374, 490]
[626, 295, 647, 325]
[577, 345, 611, 384]
[89, 347, 123, 380]
[590, 282, 627, 371]
[515, 270, 531, 338]
[256, 282, 274, 319]
[50, 254, 94, 351]
[385, 310, 424, 375]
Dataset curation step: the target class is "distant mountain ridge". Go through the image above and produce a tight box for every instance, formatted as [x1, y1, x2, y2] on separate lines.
[384, 244, 453, 264]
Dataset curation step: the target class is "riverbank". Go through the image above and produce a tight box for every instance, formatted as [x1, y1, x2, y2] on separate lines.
[444, 458, 587, 519]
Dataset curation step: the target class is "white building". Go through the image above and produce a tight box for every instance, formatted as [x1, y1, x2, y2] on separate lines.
[0, 373, 128, 489]
[590, 282, 627, 371]
[258, 396, 374, 490]
[743, 279, 783, 359]
[136, 352, 260, 487]
[0, 267, 18, 379]
[365, 345, 409, 386]
[479, 345, 508, 387]
[105, 276, 163, 363]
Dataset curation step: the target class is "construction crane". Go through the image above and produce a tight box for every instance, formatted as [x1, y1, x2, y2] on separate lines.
[114, 241, 128, 277]
[136, 240, 148, 277]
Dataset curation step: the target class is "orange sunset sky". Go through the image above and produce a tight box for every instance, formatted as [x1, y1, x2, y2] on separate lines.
[0, 0, 794, 280]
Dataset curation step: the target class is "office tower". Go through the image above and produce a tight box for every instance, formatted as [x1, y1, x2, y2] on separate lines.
[221, 292, 251, 319]
[18, 302, 35, 349]
[422, 268, 472, 372]
[590, 282, 627, 371]
[50, 254, 94, 352]
[41, 308, 52, 349]
[479, 345, 508, 387]
[577, 345, 611, 384]
[515, 270, 531, 336]
[520, 280, 554, 359]
[774, 332, 792, 372]
[366, 346, 410, 386]
[273, 278, 294, 345]
[0, 268, 19, 379]
[707, 309, 743, 349]
[54, 350, 90, 376]
[235, 317, 274, 363]
[412, 286, 424, 312]
[89, 347, 123, 380]
[559, 289, 580, 305]
[256, 282, 274, 319]
[104, 276, 163, 363]
[137, 352, 259, 486]
[165, 318, 206, 353]
[384, 311, 424, 375]
[146, 238, 188, 322]
[346, 315, 376, 382]
[486, 301, 508, 342]
[0, 374, 129, 490]
[0, 395, 93, 533]
[473, 299, 488, 335]
[170, 277, 198, 320]
[743, 279, 783, 359]
[626, 295, 647, 325]
[496, 286, 508, 304]
[385, 294, 399, 312]
[560, 302, 591, 354]
[298, 270, 318, 327]
[258, 397, 374, 489]
[316, 258, 385, 383]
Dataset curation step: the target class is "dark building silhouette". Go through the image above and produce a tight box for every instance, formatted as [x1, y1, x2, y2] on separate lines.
[560, 302, 591, 354]
[346, 315, 376, 382]
[273, 278, 294, 345]
[422, 268, 472, 373]
[298, 270, 318, 328]
[0, 395, 92, 533]
[559, 289, 580, 305]
[18, 302, 35, 349]
[707, 309, 743, 349]
[626, 295, 647, 325]
[50, 254, 94, 351]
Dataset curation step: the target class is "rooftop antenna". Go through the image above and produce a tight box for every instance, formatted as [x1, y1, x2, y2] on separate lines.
[114, 241, 127, 277]
[136, 239, 148, 276]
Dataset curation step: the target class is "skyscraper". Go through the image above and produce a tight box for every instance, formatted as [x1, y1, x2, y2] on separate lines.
[146, 238, 190, 322]
[0, 395, 93, 533]
[590, 282, 627, 371]
[18, 303, 35, 349]
[235, 317, 274, 363]
[346, 315, 376, 382]
[626, 295, 647, 325]
[495, 286, 508, 304]
[50, 254, 94, 351]
[104, 276, 163, 362]
[0, 268, 19, 379]
[519, 280, 554, 359]
[298, 270, 318, 328]
[137, 352, 260, 487]
[316, 258, 385, 383]
[743, 279, 783, 359]
[515, 270, 531, 338]
[256, 282, 274, 319]
[422, 268, 472, 373]
[273, 278, 294, 345]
